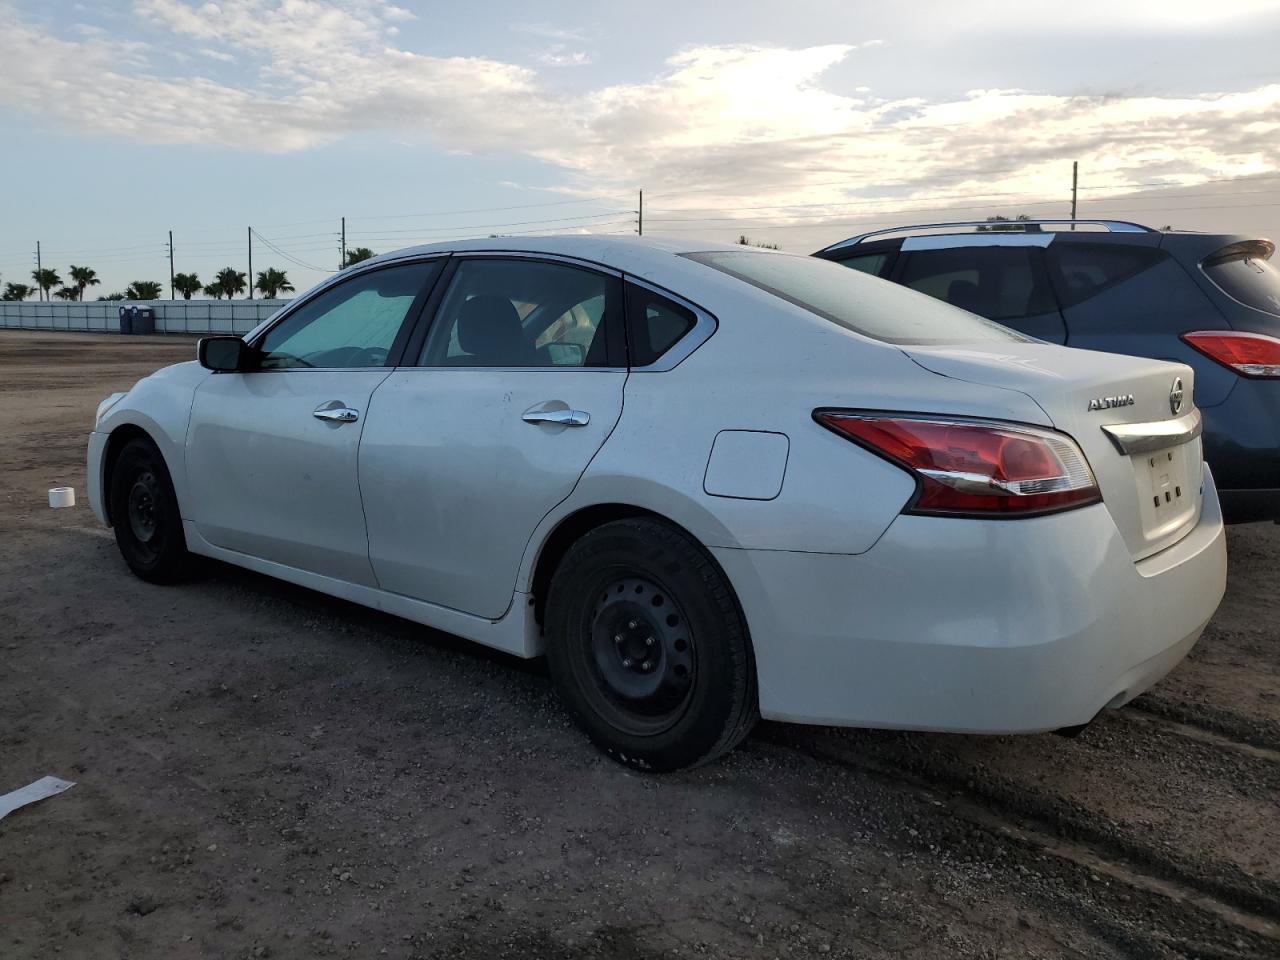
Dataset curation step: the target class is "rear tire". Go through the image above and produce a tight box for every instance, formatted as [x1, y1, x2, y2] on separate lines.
[108, 438, 191, 584]
[544, 517, 757, 771]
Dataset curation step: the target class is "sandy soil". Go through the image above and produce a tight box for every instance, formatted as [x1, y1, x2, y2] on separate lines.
[1, 330, 1276, 959]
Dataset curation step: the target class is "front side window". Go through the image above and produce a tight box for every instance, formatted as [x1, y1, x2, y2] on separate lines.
[898, 247, 1057, 321]
[257, 260, 441, 369]
[1202, 242, 1280, 316]
[684, 250, 1029, 345]
[420, 258, 620, 367]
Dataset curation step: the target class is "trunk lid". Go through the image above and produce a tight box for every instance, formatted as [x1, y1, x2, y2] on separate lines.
[903, 342, 1203, 560]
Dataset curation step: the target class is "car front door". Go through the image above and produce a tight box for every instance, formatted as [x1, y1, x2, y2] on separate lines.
[359, 255, 627, 619]
[185, 259, 444, 584]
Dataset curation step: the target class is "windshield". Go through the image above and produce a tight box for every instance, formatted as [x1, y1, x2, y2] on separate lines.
[683, 250, 1031, 345]
[1202, 242, 1280, 316]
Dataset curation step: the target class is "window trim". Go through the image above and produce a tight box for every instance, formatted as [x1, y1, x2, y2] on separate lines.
[243, 255, 449, 371]
[622, 276, 719, 371]
[404, 252, 628, 371]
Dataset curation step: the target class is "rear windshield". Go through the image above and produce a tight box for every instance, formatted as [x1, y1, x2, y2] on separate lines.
[1202, 242, 1280, 316]
[683, 250, 1030, 345]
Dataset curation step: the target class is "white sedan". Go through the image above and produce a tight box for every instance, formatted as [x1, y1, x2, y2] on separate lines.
[88, 237, 1227, 770]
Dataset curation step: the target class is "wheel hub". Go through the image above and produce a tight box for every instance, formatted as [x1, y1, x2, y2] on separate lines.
[127, 471, 159, 543]
[588, 576, 695, 723]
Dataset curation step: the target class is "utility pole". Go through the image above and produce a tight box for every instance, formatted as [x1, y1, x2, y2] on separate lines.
[638, 190, 643, 236]
[1071, 161, 1078, 227]
[247, 226, 253, 300]
[341, 216, 346, 269]
[168, 230, 175, 300]
[35, 241, 42, 300]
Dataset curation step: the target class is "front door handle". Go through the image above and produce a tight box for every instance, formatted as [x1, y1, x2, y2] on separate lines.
[522, 407, 590, 427]
[313, 402, 360, 423]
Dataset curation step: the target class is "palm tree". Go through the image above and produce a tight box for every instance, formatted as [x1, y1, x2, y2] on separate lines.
[2, 282, 33, 301]
[53, 287, 79, 300]
[202, 282, 224, 300]
[68, 265, 100, 301]
[99, 292, 126, 301]
[31, 268, 61, 300]
[254, 267, 294, 299]
[173, 272, 203, 300]
[125, 281, 164, 301]
[343, 247, 376, 268]
[215, 267, 248, 299]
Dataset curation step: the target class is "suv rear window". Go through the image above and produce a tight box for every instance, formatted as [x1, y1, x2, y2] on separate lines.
[1202, 242, 1280, 316]
[684, 250, 1028, 345]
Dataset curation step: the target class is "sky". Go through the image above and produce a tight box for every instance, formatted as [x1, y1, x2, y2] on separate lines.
[1, 0, 1279, 297]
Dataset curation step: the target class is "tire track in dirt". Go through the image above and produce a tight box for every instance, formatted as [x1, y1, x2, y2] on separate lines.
[755, 728, 1279, 959]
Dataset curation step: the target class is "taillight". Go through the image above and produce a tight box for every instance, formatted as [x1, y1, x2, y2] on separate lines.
[1181, 331, 1280, 378]
[815, 412, 1100, 517]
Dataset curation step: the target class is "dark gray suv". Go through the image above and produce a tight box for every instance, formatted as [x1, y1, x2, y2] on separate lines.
[814, 220, 1280, 522]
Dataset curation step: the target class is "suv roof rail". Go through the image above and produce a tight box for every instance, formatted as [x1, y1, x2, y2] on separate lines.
[819, 219, 1156, 253]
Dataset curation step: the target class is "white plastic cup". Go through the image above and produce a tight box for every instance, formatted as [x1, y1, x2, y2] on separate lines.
[48, 487, 75, 509]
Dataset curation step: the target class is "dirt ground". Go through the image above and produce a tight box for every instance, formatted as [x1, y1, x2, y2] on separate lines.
[0, 330, 1276, 960]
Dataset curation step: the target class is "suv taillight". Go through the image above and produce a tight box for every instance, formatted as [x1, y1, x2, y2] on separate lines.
[1181, 331, 1280, 378]
[815, 412, 1100, 517]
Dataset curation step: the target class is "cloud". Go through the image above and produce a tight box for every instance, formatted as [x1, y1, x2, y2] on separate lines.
[0, 0, 1277, 219]
[536, 47, 592, 67]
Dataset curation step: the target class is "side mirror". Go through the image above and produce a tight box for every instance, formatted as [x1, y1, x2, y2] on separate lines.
[198, 336, 250, 372]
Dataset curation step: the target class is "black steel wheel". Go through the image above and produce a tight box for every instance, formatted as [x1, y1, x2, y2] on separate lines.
[109, 437, 191, 584]
[545, 517, 757, 771]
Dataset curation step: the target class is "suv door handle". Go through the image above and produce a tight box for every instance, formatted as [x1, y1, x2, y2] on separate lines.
[522, 407, 590, 427]
[313, 403, 360, 423]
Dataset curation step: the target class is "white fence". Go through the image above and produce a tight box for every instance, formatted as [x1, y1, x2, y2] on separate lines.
[0, 299, 291, 335]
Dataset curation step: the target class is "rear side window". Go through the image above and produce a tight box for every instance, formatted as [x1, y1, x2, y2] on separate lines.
[898, 247, 1057, 321]
[1048, 243, 1165, 308]
[834, 252, 891, 277]
[1202, 242, 1280, 316]
[626, 284, 697, 366]
[684, 250, 1028, 345]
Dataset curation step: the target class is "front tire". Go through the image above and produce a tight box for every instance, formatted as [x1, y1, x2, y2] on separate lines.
[544, 517, 757, 771]
[108, 438, 191, 584]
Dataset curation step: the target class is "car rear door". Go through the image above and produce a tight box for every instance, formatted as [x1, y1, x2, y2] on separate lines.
[359, 255, 627, 619]
[185, 259, 444, 585]
[892, 237, 1068, 343]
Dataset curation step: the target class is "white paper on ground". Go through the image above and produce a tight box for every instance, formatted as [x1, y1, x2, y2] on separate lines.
[0, 776, 76, 821]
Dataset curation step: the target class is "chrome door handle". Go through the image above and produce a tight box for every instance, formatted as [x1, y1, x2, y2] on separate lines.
[313, 404, 360, 423]
[522, 408, 590, 427]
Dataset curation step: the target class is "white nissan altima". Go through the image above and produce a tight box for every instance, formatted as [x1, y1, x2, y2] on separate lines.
[87, 236, 1227, 770]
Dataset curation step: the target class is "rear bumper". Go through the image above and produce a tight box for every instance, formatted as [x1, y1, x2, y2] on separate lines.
[713, 464, 1227, 733]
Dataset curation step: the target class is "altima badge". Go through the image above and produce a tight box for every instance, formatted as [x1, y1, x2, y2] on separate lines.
[1087, 394, 1135, 411]
[1169, 377, 1184, 415]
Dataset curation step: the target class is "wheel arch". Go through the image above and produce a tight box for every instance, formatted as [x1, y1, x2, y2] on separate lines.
[527, 502, 750, 642]
[101, 423, 165, 526]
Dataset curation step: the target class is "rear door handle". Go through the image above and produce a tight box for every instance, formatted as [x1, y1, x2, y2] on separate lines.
[313, 402, 360, 423]
[522, 407, 590, 427]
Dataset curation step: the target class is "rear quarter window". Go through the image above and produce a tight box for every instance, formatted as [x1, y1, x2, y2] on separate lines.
[1048, 243, 1166, 308]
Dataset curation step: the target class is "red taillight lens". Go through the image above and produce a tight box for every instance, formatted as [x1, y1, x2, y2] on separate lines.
[816, 412, 1101, 517]
[1181, 331, 1280, 378]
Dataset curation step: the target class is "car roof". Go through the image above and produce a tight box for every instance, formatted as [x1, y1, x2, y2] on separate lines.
[360, 234, 756, 275]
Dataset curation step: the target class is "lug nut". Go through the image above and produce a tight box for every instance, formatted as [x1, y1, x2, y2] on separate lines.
[614, 634, 622, 643]
[645, 637, 654, 646]
[628, 620, 637, 629]
[622, 658, 632, 668]
[641, 662, 653, 671]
